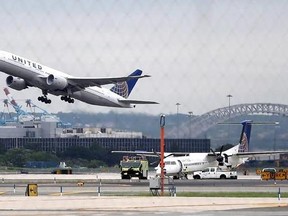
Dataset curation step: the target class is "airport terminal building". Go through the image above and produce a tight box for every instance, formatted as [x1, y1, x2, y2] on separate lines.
[0, 121, 210, 153]
[0, 137, 210, 153]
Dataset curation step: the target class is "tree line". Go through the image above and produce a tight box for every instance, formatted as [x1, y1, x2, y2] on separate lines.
[0, 143, 122, 169]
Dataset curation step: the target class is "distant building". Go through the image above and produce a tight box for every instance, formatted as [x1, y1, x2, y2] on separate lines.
[0, 137, 210, 153]
[0, 121, 143, 139]
[0, 119, 210, 153]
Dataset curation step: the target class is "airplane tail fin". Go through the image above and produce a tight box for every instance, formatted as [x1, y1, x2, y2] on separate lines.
[238, 120, 252, 152]
[110, 69, 143, 98]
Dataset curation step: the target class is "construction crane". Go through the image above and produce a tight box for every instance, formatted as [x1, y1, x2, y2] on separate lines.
[0, 98, 13, 125]
[3, 88, 34, 122]
[25, 99, 60, 122]
[2, 88, 69, 127]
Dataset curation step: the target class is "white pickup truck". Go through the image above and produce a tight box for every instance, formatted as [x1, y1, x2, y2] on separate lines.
[193, 167, 237, 179]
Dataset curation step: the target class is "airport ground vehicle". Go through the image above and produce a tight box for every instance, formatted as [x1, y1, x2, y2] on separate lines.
[51, 162, 72, 174]
[119, 156, 149, 179]
[258, 168, 288, 180]
[193, 167, 237, 179]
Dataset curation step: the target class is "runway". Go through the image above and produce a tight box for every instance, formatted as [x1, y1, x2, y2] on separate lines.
[0, 172, 287, 193]
[0, 172, 287, 215]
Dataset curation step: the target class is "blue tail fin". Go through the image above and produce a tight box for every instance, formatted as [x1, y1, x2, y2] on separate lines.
[238, 120, 252, 152]
[110, 69, 142, 98]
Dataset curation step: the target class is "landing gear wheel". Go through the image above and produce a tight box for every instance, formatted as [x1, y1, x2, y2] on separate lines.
[38, 96, 52, 104]
[60, 95, 75, 103]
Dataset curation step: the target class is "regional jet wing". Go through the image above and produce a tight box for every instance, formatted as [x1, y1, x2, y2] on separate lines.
[112, 150, 188, 157]
[67, 75, 150, 88]
[234, 150, 288, 158]
[112, 150, 159, 158]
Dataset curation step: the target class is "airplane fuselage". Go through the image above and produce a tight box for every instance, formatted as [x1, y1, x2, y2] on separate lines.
[156, 148, 247, 178]
[156, 153, 219, 177]
[0, 51, 133, 108]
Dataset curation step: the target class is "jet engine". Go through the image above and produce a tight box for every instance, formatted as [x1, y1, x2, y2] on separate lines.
[6, 76, 27, 91]
[46, 74, 68, 90]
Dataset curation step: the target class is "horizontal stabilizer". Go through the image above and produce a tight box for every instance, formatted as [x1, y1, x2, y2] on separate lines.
[118, 99, 158, 104]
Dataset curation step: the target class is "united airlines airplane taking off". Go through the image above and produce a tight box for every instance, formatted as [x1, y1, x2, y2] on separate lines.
[0, 51, 157, 107]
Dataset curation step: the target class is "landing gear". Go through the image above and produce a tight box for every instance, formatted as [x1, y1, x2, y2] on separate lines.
[61, 96, 74, 103]
[38, 90, 51, 104]
[38, 96, 51, 104]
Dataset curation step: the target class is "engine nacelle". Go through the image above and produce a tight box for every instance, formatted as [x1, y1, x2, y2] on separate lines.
[46, 74, 68, 90]
[6, 76, 27, 91]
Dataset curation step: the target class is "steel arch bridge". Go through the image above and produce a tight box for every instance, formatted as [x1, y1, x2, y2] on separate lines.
[184, 103, 288, 138]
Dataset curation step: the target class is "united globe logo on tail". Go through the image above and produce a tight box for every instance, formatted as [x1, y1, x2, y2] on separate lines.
[239, 120, 252, 152]
[110, 69, 143, 99]
[239, 133, 248, 152]
[111, 82, 129, 98]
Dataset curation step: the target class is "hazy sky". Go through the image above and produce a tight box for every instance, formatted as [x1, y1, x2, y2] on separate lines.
[1, 0, 288, 116]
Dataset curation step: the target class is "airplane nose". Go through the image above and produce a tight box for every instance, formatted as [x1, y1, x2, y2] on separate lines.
[155, 168, 161, 175]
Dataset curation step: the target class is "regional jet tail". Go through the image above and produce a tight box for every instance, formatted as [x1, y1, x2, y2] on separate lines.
[0, 51, 158, 108]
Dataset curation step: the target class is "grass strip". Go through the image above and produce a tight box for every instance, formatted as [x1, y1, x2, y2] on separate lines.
[95, 191, 288, 198]
[174, 191, 288, 198]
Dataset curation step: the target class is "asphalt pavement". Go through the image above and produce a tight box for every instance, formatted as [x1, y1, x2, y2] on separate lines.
[0, 172, 287, 215]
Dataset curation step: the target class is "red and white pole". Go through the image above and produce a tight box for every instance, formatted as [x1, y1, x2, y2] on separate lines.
[160, 115, 165, 196]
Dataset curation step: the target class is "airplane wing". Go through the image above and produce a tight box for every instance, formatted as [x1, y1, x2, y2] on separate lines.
[235, 150, 288, 158]
[111, 150, 188, 157]
[111, 150, 159, 158]
[118, 99, 159, 104]
[67, 75, 150, 88]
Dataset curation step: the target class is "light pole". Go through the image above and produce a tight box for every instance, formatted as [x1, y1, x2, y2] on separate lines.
[188, 111, 193, 138]
[160, 115, 165, 196]
[227, 94, 233, 120]
[227, 94, 232, 143]
[274, 121, 280, 161]
[176, 103, 180, 139]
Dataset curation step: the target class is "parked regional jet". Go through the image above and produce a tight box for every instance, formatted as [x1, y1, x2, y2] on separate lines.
[0, 51, 157, 107]
[113, 120, 288, 179]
